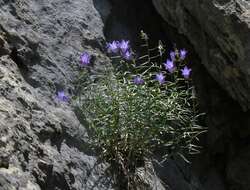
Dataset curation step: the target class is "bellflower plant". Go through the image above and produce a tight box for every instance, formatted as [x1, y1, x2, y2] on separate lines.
[74, 31, 205, 189]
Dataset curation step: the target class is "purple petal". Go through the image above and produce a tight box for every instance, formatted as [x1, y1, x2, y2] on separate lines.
[119, 40, 130, 53]
[80, 52, 91, 66]
[56, 91, 69, 102]
[181, 66, 192, 79]
[164, 59, 175, 73]
[107, 41, 120, 53]
[133, 76, 144, 85]
[180, 49, 187, 60]
[156, 73, 165, 84]
[170, 51, 176, 61]
[123, 51, 132, 60]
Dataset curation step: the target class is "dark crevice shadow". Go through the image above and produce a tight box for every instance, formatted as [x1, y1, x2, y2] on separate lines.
[92, 1, 241, 189]
[9, 46, 42, 88]
[93, 0, 173, 51]
[113, 1, 171, 50]
[10, 47, 29, 73]
[92, 0, 209, 189]
[93, 0, 111, 24]
[86, 1, 249, 189]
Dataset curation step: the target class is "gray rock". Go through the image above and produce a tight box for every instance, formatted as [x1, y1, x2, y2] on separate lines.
[134, 161, 167, 190]
[0, 55, 113, 189]
[0, 0, 113, 189]
[152, 0, 250, 189]
[153, 0, 250, 110]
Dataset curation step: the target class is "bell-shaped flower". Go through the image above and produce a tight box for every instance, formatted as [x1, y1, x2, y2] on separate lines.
[180, 49, 187, 60]
[119, 40, 130, 53]
[107, 41, 120, 53]
[164, 59, 176, 73]
[80, 52, 91, 66]
[156, 72, 165, 84]
[56, 91, 69, 102]
[181, 66, 192, 79]
[133, 76, 144, 85]
[123, 51, 133, 60]
[170, 51, 176, 61]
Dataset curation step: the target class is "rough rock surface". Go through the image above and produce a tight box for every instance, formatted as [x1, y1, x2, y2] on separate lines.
[0, 0, 113, 189]
[153, 0, 250, 189]
[0, 0, 168, 189]
[153, 0, 250, 110]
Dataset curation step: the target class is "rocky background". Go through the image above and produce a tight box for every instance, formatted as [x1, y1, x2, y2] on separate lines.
[0, 0, 250, 190]
[152, 0, 250, 190]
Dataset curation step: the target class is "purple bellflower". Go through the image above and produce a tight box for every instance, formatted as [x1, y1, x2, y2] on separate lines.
[133, 76, 144, 85]
[123, 51, 133, 60]
[119, 40, 130, 53]
[80, 52, 91, 66]
[156, 72, 165, 84]
[107, 41, 120, 53]
[164, 59, 175, 73]
[170, 51, 176, 61]
[180, 49, 187, 60]
[181, 66, 192, 79]
[56, 91, 69, 102]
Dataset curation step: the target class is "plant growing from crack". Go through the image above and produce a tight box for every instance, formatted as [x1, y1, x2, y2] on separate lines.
[57, 31, 205, 189]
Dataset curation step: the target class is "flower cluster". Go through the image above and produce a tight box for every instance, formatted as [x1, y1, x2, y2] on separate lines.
[107, 40, 132, 60]
[135, 48, 191, 85]
[56, 46, 191, 103]
[106, 40, 191, 86]
[162, 49, 191, 81]
[71, 35, 204, 189]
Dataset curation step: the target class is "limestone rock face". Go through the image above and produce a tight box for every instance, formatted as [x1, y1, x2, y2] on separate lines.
[0, 0, 112, 189]
[152, 0, 250, 189]
[153, 0, 250, 110]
